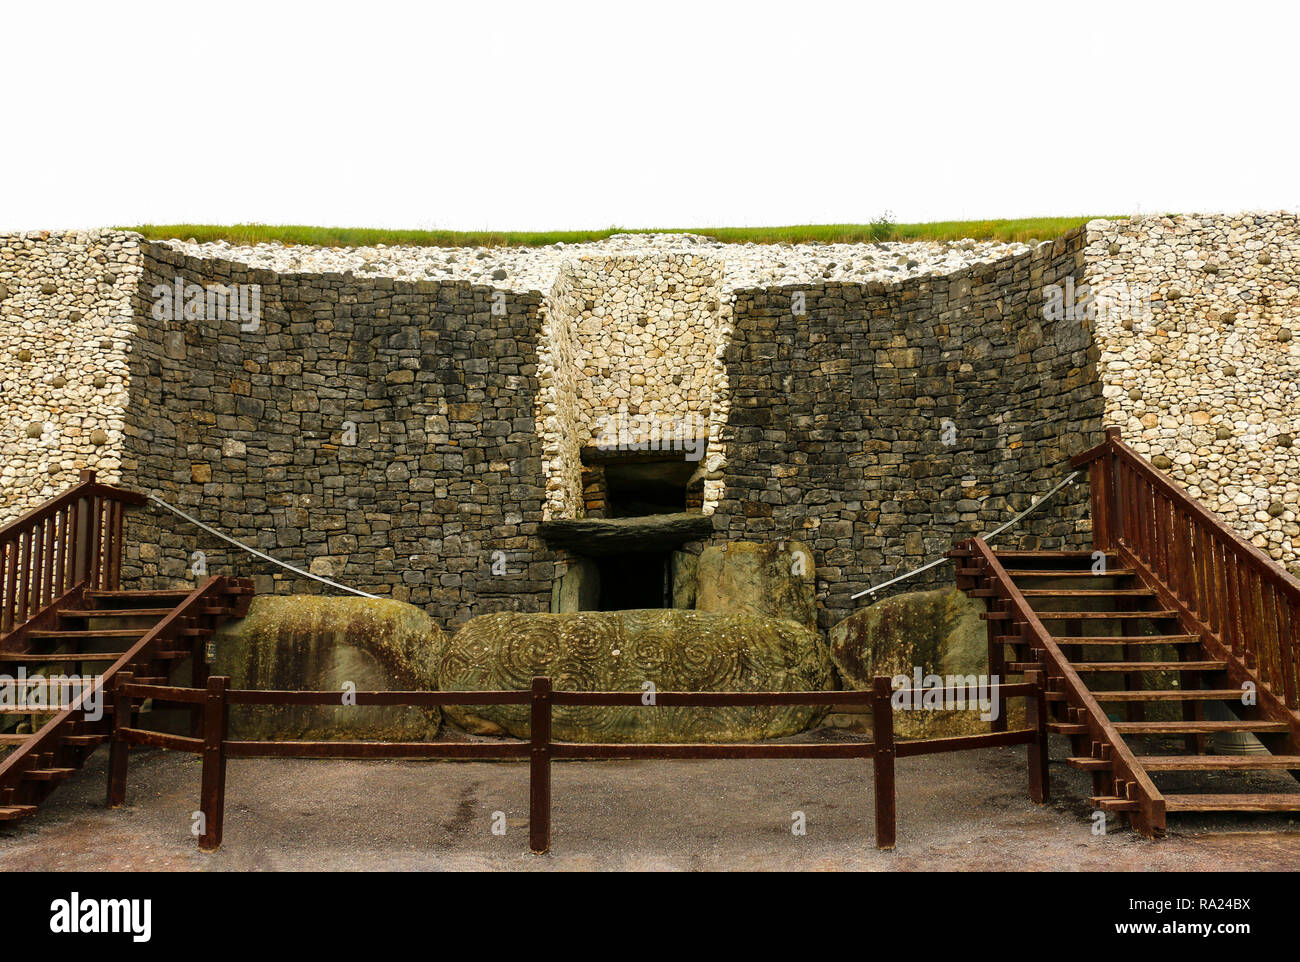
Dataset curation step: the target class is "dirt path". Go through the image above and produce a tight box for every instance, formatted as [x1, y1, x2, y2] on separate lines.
[3, 741, 1298, 871]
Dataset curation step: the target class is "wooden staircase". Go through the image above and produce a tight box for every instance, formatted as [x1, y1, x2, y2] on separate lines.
[954, 429, 1300, 836]
[0, 471, 252, 824]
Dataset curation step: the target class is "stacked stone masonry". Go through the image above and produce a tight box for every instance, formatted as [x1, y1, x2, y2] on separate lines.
[0, 230, 141, 518]
[1087, 214, 1300, 568]
[1, 215, 1297, 633]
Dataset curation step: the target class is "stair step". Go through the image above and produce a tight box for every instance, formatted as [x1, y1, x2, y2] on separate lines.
[1047, 635, 1201, 645]
[1036, 611, 1179, 620]
[1115, 720, 1290, 735]
[1010, 660, 1224, 673]
[1020, 589, 1155, 597]
[1138, 755, 1300, 771]
[1049, 722, 1089, 735]
[995, 550, 1113, 558]
[28, 629, 149, 640]
[1070, 661, 1227, 672]
[0, 649, 187, 662]
[0, 805, 37, 821]
[1090, 796, 1140, 813]
[1164, 794, 1300, 813]
[1067, 757, 1113, 771]
[23, 767, 76, 781]
[1006, 568, 1137, 578]
[1091, 689, 1248, 702]
[0, 734, 33, 746]
[84, 589, 193, 600]
[59, 608, 173, 619]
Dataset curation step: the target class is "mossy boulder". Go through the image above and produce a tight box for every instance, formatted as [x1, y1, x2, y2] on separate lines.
[694, 540, 817, 629]
[198, 595, 447, 741]
[829, 588, 1014, 737]
[438, 609, 834, 742]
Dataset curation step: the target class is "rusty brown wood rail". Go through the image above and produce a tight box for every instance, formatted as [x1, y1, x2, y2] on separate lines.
[1073, 427, 1300, 749]
[0, 469, 145, 639]
[108, 674, 1048, 854]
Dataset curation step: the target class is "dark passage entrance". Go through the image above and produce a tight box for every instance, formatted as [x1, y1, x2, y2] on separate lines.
[595, 551, 670, 610]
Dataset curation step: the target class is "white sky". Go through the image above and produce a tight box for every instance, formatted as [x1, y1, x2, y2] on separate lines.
[3, 0, 1296, 232]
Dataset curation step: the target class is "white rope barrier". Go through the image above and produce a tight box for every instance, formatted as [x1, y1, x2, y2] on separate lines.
[147, 494, 380, 599]
[151, 467, 1080, 608]
[849, 470, 1081, 602]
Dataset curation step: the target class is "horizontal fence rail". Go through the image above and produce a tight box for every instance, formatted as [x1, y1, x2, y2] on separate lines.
[0, 469, 145, 636]
[109, 673, 1049, 854]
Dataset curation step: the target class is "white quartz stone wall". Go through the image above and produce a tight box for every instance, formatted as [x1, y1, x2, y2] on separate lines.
[536, 267, 585, 520]
[534, 251, 730, 520]
[0, 230, 142, 522]
[1087, 212, 1300, 569]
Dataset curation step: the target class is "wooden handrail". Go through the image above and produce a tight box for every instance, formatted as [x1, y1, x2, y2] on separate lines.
[1079, 427, 1300, 713]
[0, 470, 146, 636]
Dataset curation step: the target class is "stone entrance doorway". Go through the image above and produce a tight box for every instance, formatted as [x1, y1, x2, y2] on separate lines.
[593, 550, 671, 610]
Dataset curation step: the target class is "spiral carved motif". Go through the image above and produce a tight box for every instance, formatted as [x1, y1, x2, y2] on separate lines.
[437, 609, 834, 742]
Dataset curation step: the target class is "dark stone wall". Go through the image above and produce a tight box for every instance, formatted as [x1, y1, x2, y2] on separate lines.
[120, 243, 556, 632]
[711, 229, 1105, 629]
[114, 231, 1105, 636]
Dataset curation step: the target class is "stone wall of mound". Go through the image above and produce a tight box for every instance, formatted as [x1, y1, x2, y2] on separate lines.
[1086, 213, 1300, 571]
[710, 229, 1104, 629]
[118, 242, 558, 630]
[0, 231, 142, 521]
[5, 216, 1300, 633]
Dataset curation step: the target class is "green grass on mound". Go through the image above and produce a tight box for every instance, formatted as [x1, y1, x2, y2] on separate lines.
[120, 216, 1116, 249]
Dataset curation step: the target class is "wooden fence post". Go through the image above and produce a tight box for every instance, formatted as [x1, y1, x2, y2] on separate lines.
[988, 605, 1008, 733]
[71, 470, 95, 587]
[199, 675, 229, 852]
[106, 671, 132, 808]
[189, 616, 209, 738]
[1025, 670, 1050, 804]
[529, 676, 552, 854]
[871, 675, 896, 850]
[1105, 426, 1123, 550]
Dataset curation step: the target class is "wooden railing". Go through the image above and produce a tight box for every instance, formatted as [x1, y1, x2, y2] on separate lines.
[0, 469, 145, 636]
[0, 576, 249, 803]
[1073, 427, 1300, 715]
[109, 674, 1049, 854]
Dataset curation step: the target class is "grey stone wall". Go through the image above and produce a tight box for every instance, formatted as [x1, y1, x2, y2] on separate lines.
[120, 243, 556, 631]
[710, 229, 1104, 629]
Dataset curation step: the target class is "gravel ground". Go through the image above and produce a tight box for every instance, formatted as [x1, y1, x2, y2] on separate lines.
[161, 232, 1033, 293]
[2, 735, 1297, 871]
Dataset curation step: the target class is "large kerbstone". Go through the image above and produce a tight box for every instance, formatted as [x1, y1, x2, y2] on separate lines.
[695, 540, 817, 629]
[201, 595, 446, 741]
[829, 587, 1011, 737]
[438, 609, 834, 742]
